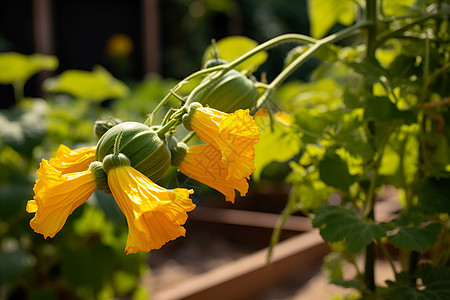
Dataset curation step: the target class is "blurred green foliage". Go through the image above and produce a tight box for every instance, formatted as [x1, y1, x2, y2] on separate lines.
[0, 54, 176, 300]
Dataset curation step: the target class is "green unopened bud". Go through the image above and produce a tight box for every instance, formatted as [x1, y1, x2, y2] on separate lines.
[95, 122, 171, 181]
[89, 161, 111, 194]
[94, 118, 122, 138]
[166, 136, 188, 167]
[182, 102, 202, 131]
[188, 69, 258, 113]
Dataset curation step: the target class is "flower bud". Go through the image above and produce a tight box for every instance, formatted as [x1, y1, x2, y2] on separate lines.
[166, 136, 188, 167]
[89, 161, 111, 194]
[189, 69, 258, 113]
[94, 118, 122, 138]
[181, 102, 203, 131]
[95, 122, 171, 181]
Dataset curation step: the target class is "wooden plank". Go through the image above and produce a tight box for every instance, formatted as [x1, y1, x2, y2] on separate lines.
[141, 0, 160, 74]
[152, 230, 329, 300]
[189, 207, 312, 232]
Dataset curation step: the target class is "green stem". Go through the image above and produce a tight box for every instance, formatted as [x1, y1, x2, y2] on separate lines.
[363, 0, 378, 293]
[376, 9, 446, 47]
[180, 131, 197, 144]
[184, 34, 321, 108]
[251, 21, 371, 114]
[378, 239, 398, 276]
[113, 131, 124, 155]
[156, 118, 180, 139]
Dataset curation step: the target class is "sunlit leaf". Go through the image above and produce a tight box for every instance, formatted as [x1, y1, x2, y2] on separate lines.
[308, 0, 357, 38]
[253, 114, 301, 181]
[43, 65, 129, 101]
[387, 223, 442, 253]
[383, 0, 418, 17]
[313, 205, 392, 253]
[202, 36, 268, 73]
[0, 52, 58, 84]
[276, 78, 342, 112]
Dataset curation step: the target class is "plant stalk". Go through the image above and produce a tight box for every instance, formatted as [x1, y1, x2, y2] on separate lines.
[363, 0, 378, 293]
[251, 20, 371, 114]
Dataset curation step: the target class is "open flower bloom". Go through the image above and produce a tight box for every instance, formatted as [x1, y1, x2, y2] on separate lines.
[107, 164, 195, 254]
[26, 159, 97, 238]
[177, 144, 248, 203]
[187, 106, 260, 181]
[48, 144, 96, 174]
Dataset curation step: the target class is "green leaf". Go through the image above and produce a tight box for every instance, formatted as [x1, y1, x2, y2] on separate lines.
[318, 154, 357, 191]
[277, 78, 342, 112]
[307, 0, 357, 38]
[418, 177, 450, 214]
[383, 0, 418, 17]
[202, 36, 268, 73]
[313, 205, 391, 253]
[43, 65, 129, 101]
[387, 264, 450, 300]
[364, 96, 415, 124]
[253, 115, 301, 181]
[330, 279, 365, 291]
[0, 52, 58, 84]
[388, 223, 442, 253]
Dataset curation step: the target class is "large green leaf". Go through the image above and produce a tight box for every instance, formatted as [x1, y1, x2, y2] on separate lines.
[383, 0, 419, 17]
[387, 264, 450, 300]
[307, 0, 357, 38]
[365, 96, 415, 124]
[318, 153, 357, 191]
[43, 65, 129, 101]
[253, 114, 301, 181]
[417, 177, 450, 214]
[388, 223, 442, 253]
[0, 52, 58, 84]
[202, 36, 268, 73]
[313, 205, 392, 253]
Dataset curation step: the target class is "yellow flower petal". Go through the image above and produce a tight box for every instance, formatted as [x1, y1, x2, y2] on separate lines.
[26, 200, 37, 213]
[107, 165, 195, 254]
[48, 144, 96, 174]
[29, 159, 97, 238]
[178, 144, 248, 203]
[190, 107, 260, 181]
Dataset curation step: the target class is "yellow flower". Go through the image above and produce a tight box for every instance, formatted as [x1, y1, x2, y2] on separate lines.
[26, 160, 97, 238]
[48, 144, 96, 174]
[107, 164, 195, 254]
[177, 144, 248, 203]
[186, 105, 260, 181]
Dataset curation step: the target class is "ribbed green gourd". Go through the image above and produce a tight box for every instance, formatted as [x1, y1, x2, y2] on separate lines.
[190, 69, 258, 113]
[95, 122, 171, 181]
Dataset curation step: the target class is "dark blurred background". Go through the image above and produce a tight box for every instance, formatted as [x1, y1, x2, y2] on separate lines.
[0, 0, 310, 109]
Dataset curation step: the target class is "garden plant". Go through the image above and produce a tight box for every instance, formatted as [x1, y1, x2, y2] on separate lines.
[1, 0, 450, 299]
